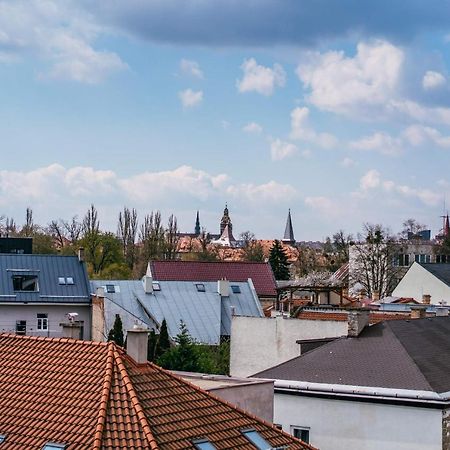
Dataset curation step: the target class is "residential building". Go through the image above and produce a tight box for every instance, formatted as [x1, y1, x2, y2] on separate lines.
[91, 275, 263, 344]
[0, 253, 91, 338]
[0, 237, 32, 254]
[0, 331, 312, 449]
[254, 316, 450, 450]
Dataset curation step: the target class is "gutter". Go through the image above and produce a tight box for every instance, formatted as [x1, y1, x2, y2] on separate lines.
[273, 379, 450, 406]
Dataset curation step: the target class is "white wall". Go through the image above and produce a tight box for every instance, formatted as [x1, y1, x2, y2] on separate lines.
[275, 392, 442, 450]
[393, 262, 450, 304]
[230, 315, 347, 377]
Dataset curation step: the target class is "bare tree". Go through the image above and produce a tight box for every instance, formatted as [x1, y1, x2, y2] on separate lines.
[164, 214, 179, 260]
[21, 207, 35, 237]
[117, 207, 138, 269]
[239, 231, 264, 262]
[138, 211, 166, 273]
[63, 216, 82, 243]
[48, 220, 66, 249]
[400, 218, 427, 240]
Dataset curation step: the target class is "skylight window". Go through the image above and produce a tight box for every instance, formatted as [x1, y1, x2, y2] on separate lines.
[66, 277, 74, 285]
[0, 435, 5, 443]
[231, 285, 241, 294]
[152, 282, 161, 291]
[42, 443, 66, 450]
[58, 277, 66, 285]
[241, 429, 272, 450]
[192, 439, 217, 450]
[195, 283, 206, 292]
[105, 284, 115, 294]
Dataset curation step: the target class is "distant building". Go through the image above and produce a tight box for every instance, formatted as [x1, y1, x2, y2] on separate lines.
[282, 209, 296, 245]
[0, 237, 32, 254]
[220, 203, 233, 235]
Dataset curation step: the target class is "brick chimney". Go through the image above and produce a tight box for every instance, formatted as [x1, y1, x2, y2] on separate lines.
[218, 279, 230, 297]
[371, 290, 380, 302]
[126, 325, 149, 364]
[91, 289, 105, 342]
[410, 305, 427, 319]
[422, 294, 431, 305]
[78, 247, 85, 263]
[347, 309, 370, 337]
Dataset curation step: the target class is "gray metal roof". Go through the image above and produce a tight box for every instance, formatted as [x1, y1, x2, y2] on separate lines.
[91, 279, 263, 345]
[0, 254, 90, 303]
[255, 317, 450, 393]
[419, 263, 450, 287]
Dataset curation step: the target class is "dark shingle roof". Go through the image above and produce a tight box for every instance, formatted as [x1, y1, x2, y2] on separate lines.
[0, 254, 90, 303]
[419, 263, 450, 287]
[0, 334, 313, 450]
[149, 260, 277, 297]
[255, 317, 450, 393]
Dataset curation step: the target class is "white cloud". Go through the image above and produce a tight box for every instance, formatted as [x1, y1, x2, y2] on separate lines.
[0, 0, 127, 83]
[360, 169, 381, 190]
[290, 106, 337, 148]
[403, 124, 450, 148]
[243, 122, 263, 134]
[180, 58, 204, 79]
[422, 70, 446, 90]
[179, 88, 203, 108]
[237, 58, 286, 96]
[349, 131, 403, 156]
[341, 157, 356, 167]
[270, 139, 298, 161]
[226, 181, 296, 203]
[305, 196, 340, 217]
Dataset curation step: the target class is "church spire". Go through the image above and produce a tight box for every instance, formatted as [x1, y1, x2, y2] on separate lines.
[195, 211, 201, 236]
[445, 214, 450, 237]
[220, 203, 232, 235]
[282, 209, 295, 245]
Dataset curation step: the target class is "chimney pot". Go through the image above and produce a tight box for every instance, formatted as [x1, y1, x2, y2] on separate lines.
[126, 327, 149, 364]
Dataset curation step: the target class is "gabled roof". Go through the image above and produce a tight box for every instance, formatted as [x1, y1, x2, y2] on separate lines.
[0, 254, 90, 303]
[255, 317, 450, 393]
[149, 260, 277, 297]
[419, 263, 450, 287]
[91, 280, 263, 344]
[0, 334, 312, 450]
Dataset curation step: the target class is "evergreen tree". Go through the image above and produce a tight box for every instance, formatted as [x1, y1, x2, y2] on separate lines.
[269, 240, 290, 280]
[107, 314, 124, 347]
[154, 319, 171, 359]
[147, 329, 158, 362]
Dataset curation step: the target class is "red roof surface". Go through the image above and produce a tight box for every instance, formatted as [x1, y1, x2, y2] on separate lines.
[0, 334, 312, 450]
[150, 260, 277, 297]
[296, 309, 413, 324]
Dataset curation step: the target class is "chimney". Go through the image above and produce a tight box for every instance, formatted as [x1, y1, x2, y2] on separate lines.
[436, 306, 449, 317]
[218, 279, 230, 297]
[143, 275, 153, 294]
[371, 290, 380, 302]
[422, 294, 431, 305]
[347, 309, 370, 337]
[126, 325, 149, 364]
[60, 321, 84, 339]
[91, 291, 105, 342]
[410, 305, 427, 319]
[78, 247, 85, 263]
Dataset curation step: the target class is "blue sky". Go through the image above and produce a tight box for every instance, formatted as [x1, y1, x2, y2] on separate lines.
[1, 1, 450, 240]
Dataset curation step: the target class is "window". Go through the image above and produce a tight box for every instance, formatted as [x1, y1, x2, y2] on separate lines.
[0, 435, 5, 443]
[66, 277, 74, 285]
[152, 282, 161, 291]
[37, 313, 48, 331]
[105, 284, 115, 294]
[291, 426, 310, 444]
[192, 439, 217, 450]
[241, 429, 272, 449]
[395, 254, 410, 267]
[231, 285, 241, 294]
[12, 275, 38, 292]
[437, 255, 449, 264]
[15, 320, 26, 335]
[58, 277, 66, 285]
[195, 283, 206, 292]
[42, 443, 66, 450]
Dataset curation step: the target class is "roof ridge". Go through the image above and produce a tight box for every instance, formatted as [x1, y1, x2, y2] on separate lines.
[93, 342, 115, 450]
[145, 362, 316, 450]
[113, 349, 159, 450]
[0, 332, 108, 346]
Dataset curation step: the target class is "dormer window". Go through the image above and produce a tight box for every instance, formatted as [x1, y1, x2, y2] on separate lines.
[12, 275, 38, 292]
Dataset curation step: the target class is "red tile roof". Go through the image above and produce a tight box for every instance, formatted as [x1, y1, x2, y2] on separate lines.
[0, 334, 313, 450]
[150, 260, 277, 297]
[296, 310, 412, 324]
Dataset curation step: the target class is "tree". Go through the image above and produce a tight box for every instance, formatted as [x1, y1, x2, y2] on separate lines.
[137, 211, 166, 274]
[400, 218, 427, 240]
[21, 207, 35, 237]
[349, 223, 399, 298]
[195, 229, 218, 261]
[164, 214, 179, 260]
[240, 231, 264, 262]
[108, 314, 124, 347]
[147, 329, 159, 362]
[269, 240, 290, 280]
[154, 319, 171, 359]
[117, 207, 138, 270]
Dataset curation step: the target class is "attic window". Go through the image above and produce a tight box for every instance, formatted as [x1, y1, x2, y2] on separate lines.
[152, 282, 161, 291]
[66, 277, 74, 285]
[195, 283, 206, 292]
[58, 277, 66, 285]
[42, 443, 66, 450]
[105, 284, 115, 294]
[192, 439, 217, 450]
[231, 285, 241, 294]
[12, 275, 38, 292]
[241, 429, 272, 450]
[0, 435, 5, 443]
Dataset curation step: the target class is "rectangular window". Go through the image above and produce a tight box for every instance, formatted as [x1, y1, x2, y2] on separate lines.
[58, 277, 66, 285]
[291, 426, 310, 444]
[15, 320, 26, 335]
[231, 285, 241, 294]
[195, 283, 206, 292]
[37, 313, 48, 331]
[241, 429, 272, 449]
[12, 275, 38, 292]
[192, 439, 217, 450]
[152, 282, 161, 291]
[415, 254, 420, 263]
[42, 443, 66, 450]
[105, 284, 115, 294]
[66, 277, 74, 285]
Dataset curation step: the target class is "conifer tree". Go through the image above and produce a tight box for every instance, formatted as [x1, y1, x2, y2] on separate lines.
[147, 329, 158, 362]
[154, 319, 171, 359]
[269, 239, 290, 280]
[107, 314, 124, 347]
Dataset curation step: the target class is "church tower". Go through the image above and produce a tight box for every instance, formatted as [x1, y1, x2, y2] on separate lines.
[195, 211, 201, 236]
[220, 204, 233, 235]
[282, 209, 296, 245]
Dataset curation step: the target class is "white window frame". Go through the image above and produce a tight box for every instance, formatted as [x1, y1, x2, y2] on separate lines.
[290, 426, 310, 443]
[37, 313, 48, 331]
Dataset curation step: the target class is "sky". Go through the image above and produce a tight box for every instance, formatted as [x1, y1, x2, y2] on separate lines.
[1, 1, 450, 240]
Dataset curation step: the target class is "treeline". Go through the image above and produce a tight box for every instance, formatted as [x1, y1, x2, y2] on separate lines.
[0, 205, 182, 279]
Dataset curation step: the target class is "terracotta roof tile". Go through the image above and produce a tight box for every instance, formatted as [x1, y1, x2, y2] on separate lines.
[0, 334, 313, 450]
